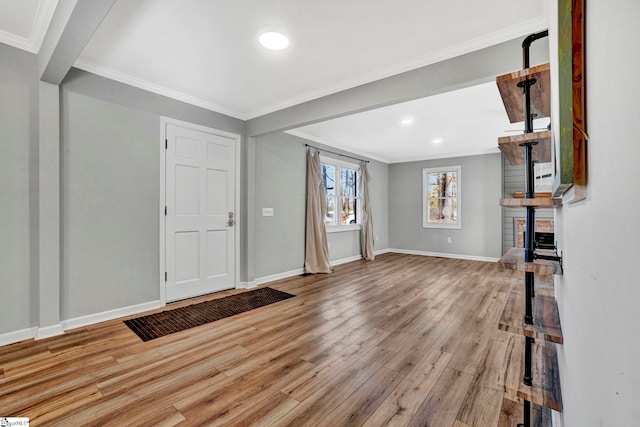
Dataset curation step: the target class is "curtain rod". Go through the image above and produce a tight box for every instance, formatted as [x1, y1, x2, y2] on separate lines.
[305, 144, 370, 163]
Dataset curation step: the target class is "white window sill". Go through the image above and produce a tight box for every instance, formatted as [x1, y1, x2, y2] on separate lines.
[326, 224, 361, 233]
[422, 223, 461, 230]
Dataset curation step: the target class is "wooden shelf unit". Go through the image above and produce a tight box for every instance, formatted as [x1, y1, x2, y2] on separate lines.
[500, 197, 562, 208]
[499, 288, 564, 344]
[498, 130, 552, 166]
[496, 63, 551, 123]
[499, 248, 562, 276]
[496, 35, 561, 426]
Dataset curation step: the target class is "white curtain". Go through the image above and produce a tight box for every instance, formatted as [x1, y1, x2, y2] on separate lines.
[360, 161, 375, 261]
[305, 150, 332, 273]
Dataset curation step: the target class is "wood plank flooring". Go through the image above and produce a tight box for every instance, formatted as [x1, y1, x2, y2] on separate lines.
[0, 253, 540, 426]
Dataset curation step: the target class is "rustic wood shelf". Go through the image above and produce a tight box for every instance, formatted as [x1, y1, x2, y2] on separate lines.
[499, 288, 564, 344]
[496, 63, 551, 123]
[498, 248, 563, 276]
[517, 340, 563, 412]
[498, 130, 552, 166]
[513, 192, 552, 199]
[500, 197, 562, 208]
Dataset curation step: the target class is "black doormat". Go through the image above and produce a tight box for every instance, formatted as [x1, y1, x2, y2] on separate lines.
[124, 287, 295, 341]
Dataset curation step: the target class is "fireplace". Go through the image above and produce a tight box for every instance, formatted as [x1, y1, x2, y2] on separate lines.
[514, 218, 554, 248]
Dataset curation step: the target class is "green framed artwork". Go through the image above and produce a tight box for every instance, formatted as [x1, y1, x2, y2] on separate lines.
[554, 0, 587, 200]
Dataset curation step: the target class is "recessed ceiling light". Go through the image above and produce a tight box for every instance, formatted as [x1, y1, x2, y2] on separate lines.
[400, 118, 414, 125]
[259, 32, 290, 50]
[432, 138, 443, 144]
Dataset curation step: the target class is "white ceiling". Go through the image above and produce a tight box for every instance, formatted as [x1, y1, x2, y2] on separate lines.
[288, 83, 551, 163]
[0, 0, 549, 162]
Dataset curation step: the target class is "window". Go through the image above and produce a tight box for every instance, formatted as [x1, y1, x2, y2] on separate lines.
[534, 162, 552, 193]
[423, 165, 461, 229]
[321, 157, 360, 231]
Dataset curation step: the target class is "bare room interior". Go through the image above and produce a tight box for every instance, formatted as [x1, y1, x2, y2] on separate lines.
[0, 1, 637, 426]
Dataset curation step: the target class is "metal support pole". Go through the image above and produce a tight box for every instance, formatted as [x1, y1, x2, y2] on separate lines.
[522, 30, 549, 68]
[523, 143, 536, 263]
[523, 143, 535, 197]
[525, 272, 534, 324]
[524, 336, 533, 386]
[524, 208, 536, 262]
[517, 400, 532, 427]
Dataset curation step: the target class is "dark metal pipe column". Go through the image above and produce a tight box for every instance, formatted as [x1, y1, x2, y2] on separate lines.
[518, 400, 532, 427]
[522, 30, 549, 68]
[518, 29, 548, 427]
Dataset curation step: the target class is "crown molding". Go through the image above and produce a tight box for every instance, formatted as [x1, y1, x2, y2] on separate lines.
[73, 59, 249, 120]
[285, 130, 501, 164]
[284, 129, 390, 164]
[0, 0, 58, 54]
[389, 147, 501, 164]
[0, 29, 34, 53]
[30, 0, 58, 53]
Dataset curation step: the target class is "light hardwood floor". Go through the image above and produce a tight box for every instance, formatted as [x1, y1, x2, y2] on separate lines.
[0, 253, 536, 426]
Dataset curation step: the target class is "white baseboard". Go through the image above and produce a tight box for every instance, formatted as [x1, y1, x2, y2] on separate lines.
[0, 327, 38, 347]
[331, 255, 363, 266]
[238, 281, 257, 289]
[62, 300, 164, 331]
[254, 250, 395, 286]
[388, 248, 499, 263]
[255, 268, 305, 286]
[36, 324, 65, 340]
[246, 247, 495, 290]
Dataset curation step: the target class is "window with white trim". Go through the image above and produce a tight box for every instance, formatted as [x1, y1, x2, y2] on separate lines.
[423, 165, 461, 229]
[321, 157, 360, 231]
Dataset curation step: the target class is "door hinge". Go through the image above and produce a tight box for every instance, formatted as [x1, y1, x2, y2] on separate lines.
[165, 272, 167, 282]
[165, 206, 167, 216]
[165, 139, 168, 149]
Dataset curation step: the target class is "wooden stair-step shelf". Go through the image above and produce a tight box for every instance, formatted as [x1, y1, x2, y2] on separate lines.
[498, 331, 563, 413]
[498, 130, 552, 166]
[518, 339, 563, 412]
[499, 288, 564, 344]
[499, 248, 563, 276]
[496, 63, 551, 123]
[513, 192, 552, 199]
[500, 197, 562, 208]
[498, 397, 552, 427]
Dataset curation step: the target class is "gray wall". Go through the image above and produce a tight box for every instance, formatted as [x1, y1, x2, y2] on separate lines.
[0, 45, 38, 334]
[554, 1, 640, 425]
[501, 156, 554, 253]
[253, 132, 389, 279]
[254, 133, 306, 278]
[61, 91, 159, 319]
[389, 153, 502, 259]
[60, 69, 245, 319]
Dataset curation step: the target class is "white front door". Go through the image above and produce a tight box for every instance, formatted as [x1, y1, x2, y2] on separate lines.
[165, 121, 237, 302]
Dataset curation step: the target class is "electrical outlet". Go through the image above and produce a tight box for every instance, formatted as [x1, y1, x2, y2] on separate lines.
[375, 235, 379, 241]
[447, 237, 452, 243]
